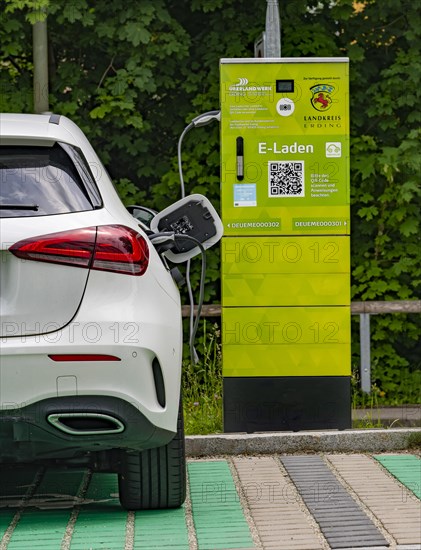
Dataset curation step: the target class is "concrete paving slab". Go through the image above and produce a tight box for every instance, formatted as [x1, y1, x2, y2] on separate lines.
[233, 456, 325, 550]
[281, 455, 388, 549]
[326, 454, 421, 547]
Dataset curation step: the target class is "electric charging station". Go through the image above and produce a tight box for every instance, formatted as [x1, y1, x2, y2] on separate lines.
[220, 57, 351, 432]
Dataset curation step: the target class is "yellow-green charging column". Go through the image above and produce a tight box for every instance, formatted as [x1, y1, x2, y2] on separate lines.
[220, 58, 351, 432]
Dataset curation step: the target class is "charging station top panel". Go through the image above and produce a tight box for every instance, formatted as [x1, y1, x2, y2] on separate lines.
[220, 58, 350, 236]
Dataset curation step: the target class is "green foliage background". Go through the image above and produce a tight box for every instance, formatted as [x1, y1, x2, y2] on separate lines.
[1, 0, 420, 403]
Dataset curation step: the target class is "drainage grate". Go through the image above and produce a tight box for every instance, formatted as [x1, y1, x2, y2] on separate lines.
[281, 456, 389, 549]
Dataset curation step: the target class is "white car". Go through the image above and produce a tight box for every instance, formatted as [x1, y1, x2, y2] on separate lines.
[0, 113, 221, 510]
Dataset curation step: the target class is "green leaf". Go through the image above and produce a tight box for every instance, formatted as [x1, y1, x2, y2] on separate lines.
[120, 22, 150, 46]
[399, 217, 419, 237]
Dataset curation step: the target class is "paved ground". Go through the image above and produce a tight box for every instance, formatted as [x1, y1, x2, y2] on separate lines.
[0, 452, 420, 550]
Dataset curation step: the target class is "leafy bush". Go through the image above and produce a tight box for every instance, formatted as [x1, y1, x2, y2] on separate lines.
[2, 0, 420, 409]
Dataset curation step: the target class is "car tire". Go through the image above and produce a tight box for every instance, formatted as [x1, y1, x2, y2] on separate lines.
[118, 401, 186, 510]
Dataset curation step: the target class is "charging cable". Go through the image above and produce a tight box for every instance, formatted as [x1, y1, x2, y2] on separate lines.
[149, 232, 206, 365]
[177, 110, 220, 363]
[178, 110, 221, 200]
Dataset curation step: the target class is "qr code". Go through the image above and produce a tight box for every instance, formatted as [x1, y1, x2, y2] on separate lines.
[269, 161, 304, 197]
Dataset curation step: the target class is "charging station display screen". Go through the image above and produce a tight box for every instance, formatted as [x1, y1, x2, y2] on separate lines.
[220, 58, 350, 236]
[276, 79, 294, 93]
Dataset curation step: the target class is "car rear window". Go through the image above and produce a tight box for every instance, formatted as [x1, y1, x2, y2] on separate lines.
[0, 143, 102, 218]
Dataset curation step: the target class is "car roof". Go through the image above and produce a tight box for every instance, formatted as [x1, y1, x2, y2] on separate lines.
[0, 113, 91, 151]
[0, 113, 131, 213]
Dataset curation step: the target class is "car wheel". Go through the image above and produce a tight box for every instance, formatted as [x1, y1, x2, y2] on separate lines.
[118, 401, 186, 510]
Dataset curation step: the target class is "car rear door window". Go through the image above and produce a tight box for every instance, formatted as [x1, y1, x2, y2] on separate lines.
[0, 143, 102, 217]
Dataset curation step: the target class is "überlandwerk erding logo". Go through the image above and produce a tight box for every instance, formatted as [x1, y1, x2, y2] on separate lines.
[234, 78, 249, 86]
[229, 78, 271, 92]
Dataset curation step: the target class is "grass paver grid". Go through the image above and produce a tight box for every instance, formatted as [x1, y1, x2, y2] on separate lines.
[374, 455, 421, 499]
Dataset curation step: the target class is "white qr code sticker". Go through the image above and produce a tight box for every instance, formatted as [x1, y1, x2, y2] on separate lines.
[269, 161, 305, 197]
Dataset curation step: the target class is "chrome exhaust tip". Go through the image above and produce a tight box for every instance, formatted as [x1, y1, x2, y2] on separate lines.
[47, 413, 125, 435]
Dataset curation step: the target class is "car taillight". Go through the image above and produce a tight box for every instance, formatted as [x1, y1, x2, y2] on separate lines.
[9, 225, 149, 276]
[93, 225, 149, 275]
[9, 227, 96, 268]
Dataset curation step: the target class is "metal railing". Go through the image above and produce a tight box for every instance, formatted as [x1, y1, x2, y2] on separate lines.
[182, 300, 421, 393]
[352, 300, 421, 393]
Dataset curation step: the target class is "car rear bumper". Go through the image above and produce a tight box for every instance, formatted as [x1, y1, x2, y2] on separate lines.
[0, 395, 175, 463]
[0, 316, 182, 431]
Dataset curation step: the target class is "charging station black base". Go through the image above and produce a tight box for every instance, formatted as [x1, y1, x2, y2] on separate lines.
[223, 376, 351, 433]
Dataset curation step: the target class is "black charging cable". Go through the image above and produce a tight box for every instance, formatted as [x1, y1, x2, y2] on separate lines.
[149, 232, 206, 365]
[177, 110, 220, 362]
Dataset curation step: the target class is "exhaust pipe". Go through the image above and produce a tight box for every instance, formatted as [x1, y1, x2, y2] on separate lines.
[47, 413, 125, 435]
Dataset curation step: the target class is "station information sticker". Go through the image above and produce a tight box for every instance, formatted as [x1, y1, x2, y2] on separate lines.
[220, 58, 350, 236]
